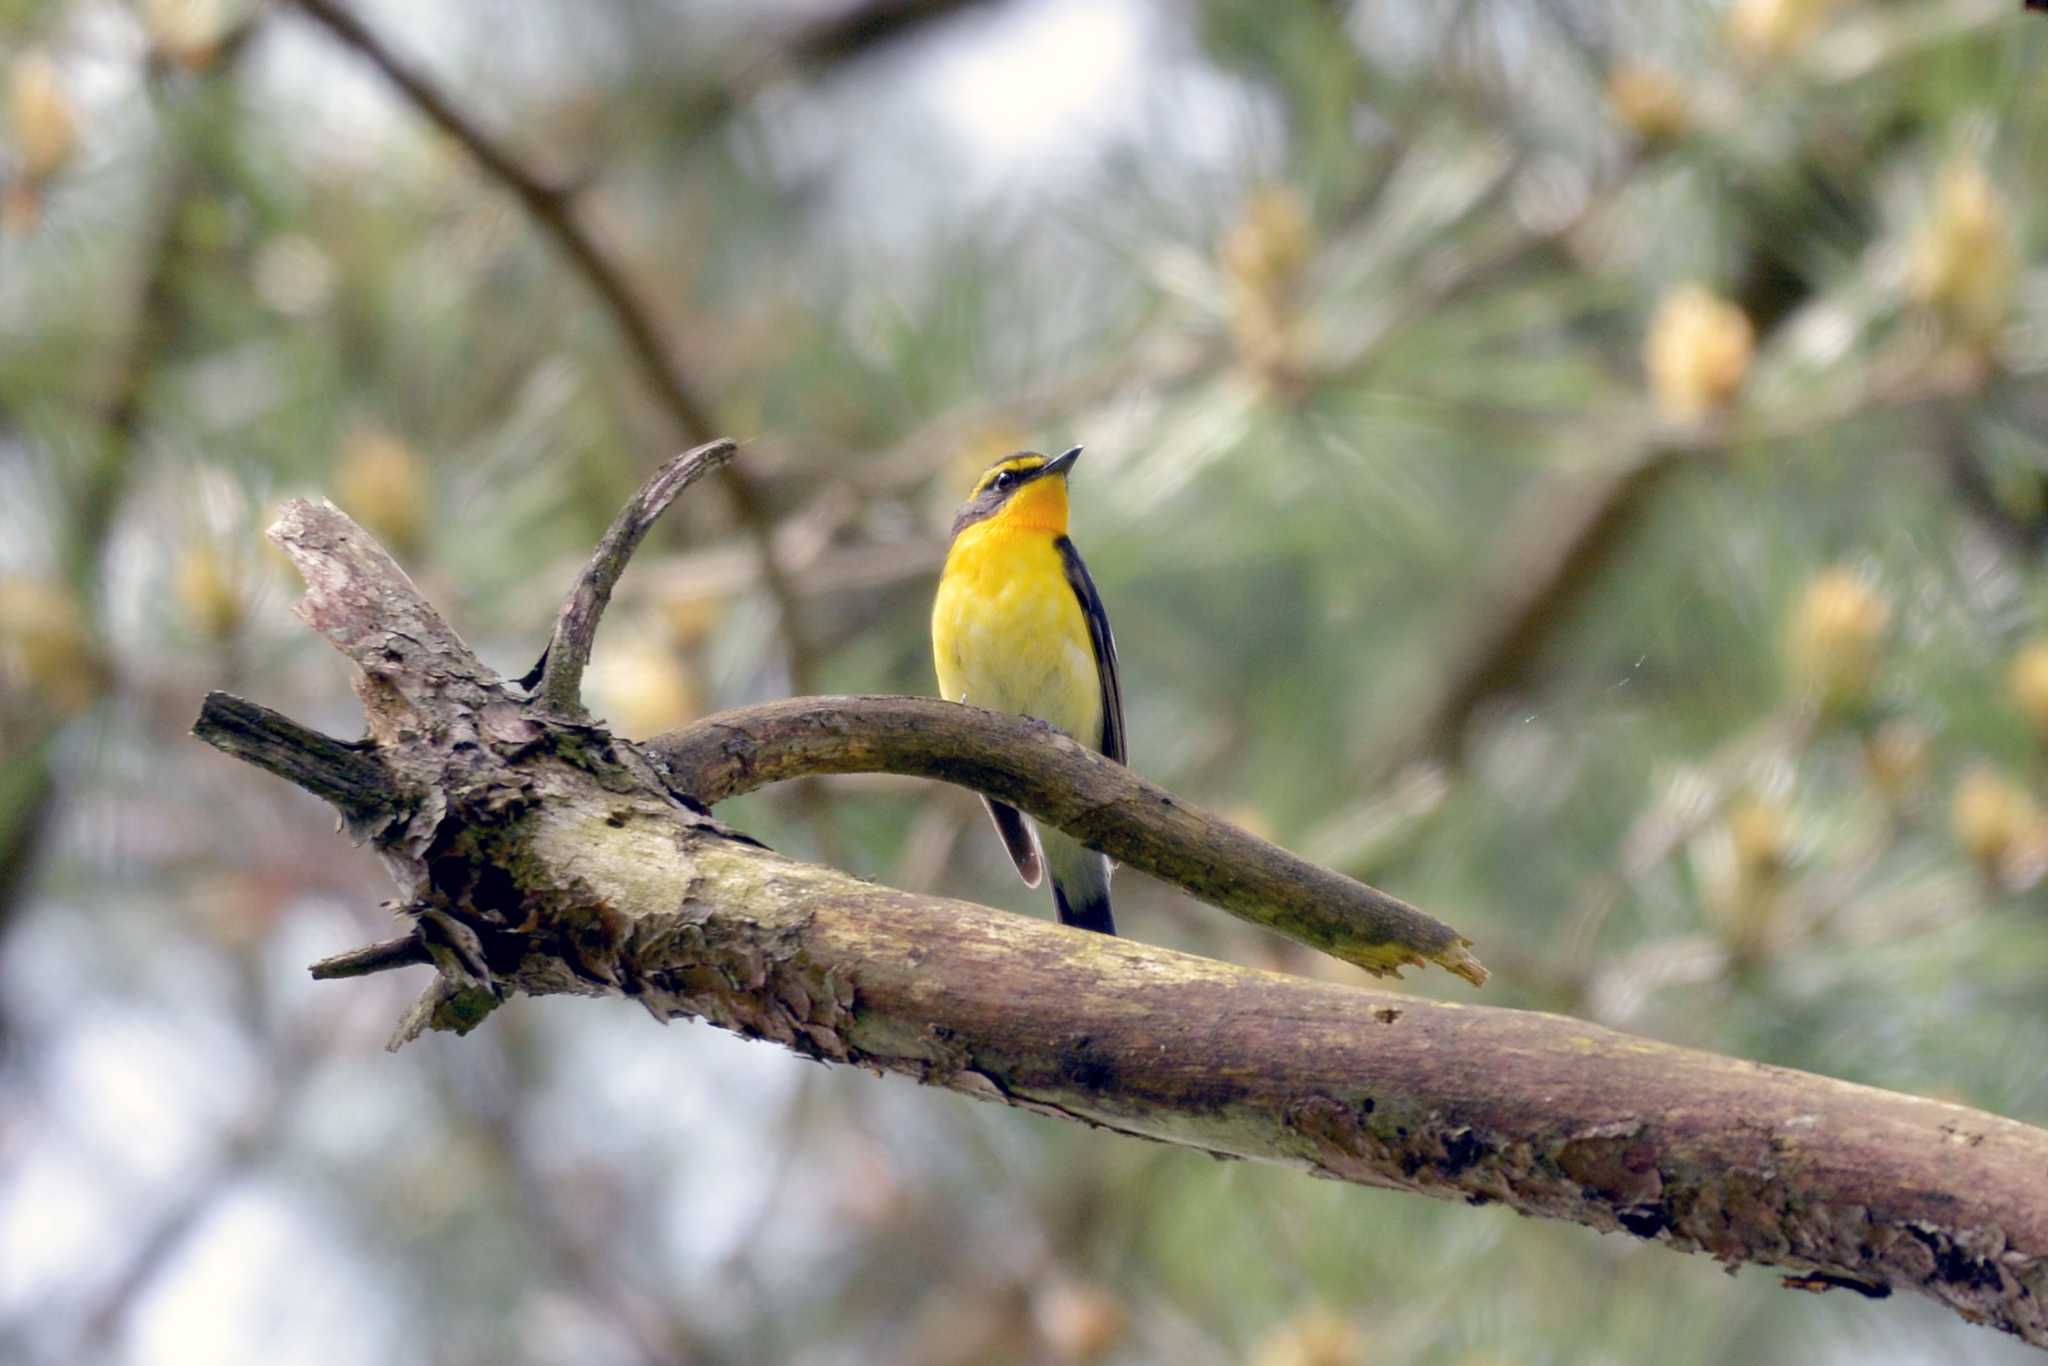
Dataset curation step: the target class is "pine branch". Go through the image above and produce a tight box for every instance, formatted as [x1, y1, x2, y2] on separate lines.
[1395, 357, 1986, 768]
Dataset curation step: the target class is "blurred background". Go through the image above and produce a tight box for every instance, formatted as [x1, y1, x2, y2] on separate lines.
[3, 0, 2045, 1362]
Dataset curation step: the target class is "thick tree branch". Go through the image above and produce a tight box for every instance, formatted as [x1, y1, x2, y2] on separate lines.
[527, 439, 737, 715]
[192, 473, 2048, 1352]
[646, 696, 1485, 984]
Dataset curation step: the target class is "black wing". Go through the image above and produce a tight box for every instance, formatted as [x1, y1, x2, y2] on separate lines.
[1055, 536, 1126, 765]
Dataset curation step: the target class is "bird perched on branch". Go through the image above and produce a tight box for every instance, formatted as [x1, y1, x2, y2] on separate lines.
[932, 447, 1126, 934]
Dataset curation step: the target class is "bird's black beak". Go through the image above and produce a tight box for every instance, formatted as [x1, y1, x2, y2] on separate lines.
[1045, 446, 1082, 478]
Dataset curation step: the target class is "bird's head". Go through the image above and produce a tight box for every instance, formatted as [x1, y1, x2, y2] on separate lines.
[949, 446, 1081, 538]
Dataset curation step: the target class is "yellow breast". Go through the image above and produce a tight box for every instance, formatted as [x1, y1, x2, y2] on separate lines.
[932, 523, 1103, 748]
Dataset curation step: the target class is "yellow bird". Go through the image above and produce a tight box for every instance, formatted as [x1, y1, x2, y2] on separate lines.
[932, 446, 1126, 934]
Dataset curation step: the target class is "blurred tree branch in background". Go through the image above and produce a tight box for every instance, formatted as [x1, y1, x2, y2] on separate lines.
[1400, 348, 1986, 773]
[287, 0, 810, 694]
[676, 0, 1001, 130]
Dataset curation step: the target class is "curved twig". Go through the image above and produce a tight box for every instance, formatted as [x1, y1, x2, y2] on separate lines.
[526, 439, 736, 714]
[646, 696, 1487, 985]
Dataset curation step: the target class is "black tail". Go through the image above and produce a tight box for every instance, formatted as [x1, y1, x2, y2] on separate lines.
[981, 797, 1042, 887]
[1052, 879, 1116, 936]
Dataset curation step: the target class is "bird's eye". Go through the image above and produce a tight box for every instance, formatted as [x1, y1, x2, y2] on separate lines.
[992, 471, 1016, 492]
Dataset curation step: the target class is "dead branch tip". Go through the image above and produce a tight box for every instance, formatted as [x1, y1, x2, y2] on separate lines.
[528, 439, 738, 714]
[310, 933, 431, 980]
[193, 691, 393, 823]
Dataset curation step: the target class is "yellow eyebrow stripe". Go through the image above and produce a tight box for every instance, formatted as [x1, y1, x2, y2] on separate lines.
[971, 455, 1048, 496]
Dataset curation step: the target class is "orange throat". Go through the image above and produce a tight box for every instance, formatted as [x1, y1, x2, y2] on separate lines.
[993, 476, 1070, 535]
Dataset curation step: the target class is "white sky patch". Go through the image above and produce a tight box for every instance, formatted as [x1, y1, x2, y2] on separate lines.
[529, 1005, 811, 1277]
[49, 1011, 248, 1184]
[126, 1183, 399, 1366]
[738, 0, 1188, 242]
[917, 0, 1150, 182]
[0, 1149, 109, 1314]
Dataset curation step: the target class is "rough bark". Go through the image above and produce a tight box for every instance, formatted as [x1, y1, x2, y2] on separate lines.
[192, 455, 2048, 1352]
